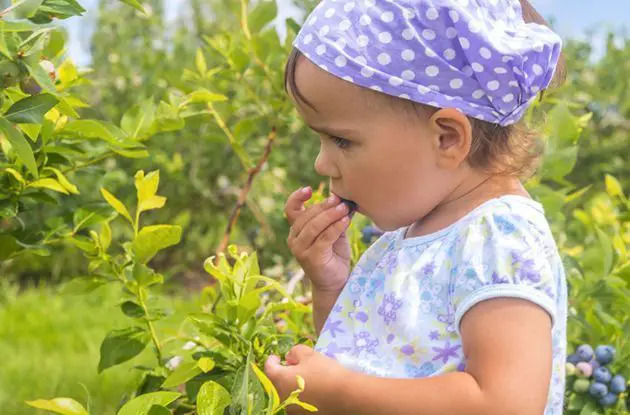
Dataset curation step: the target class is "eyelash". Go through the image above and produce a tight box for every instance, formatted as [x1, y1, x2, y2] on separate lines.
[329, 135, 352, 149]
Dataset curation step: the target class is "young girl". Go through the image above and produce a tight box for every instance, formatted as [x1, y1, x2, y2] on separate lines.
[264, 0, 567, 414]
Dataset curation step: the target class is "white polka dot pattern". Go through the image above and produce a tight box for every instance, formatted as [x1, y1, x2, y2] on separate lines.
[293, 0, 563, 126]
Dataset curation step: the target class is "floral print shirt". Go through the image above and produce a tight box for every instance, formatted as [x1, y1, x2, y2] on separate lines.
[314, 195, 567, 414]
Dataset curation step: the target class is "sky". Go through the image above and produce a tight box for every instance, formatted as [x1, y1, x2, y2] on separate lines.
[63, 0, 628, 67]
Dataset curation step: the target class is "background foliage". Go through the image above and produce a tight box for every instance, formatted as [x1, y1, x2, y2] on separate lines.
[0, 0, 628, 414]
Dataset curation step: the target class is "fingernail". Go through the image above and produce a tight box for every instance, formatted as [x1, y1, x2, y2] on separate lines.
[336, 203, 347, 211]
[328, 194, 337, 204]
[302, 186, 311, 194]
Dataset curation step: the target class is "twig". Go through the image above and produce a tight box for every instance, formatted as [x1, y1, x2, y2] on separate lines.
[286, 268, 305, 295]
[214, 127, 277, 259]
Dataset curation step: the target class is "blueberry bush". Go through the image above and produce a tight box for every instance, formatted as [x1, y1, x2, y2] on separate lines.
[0, 0, 628, 414]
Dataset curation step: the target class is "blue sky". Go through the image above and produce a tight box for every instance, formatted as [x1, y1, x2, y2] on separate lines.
[65, 0, 628, 67]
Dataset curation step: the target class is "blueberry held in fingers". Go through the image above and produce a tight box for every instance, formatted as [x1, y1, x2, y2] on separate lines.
[339, 197, 357, 215]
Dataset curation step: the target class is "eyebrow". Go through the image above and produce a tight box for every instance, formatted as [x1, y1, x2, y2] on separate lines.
[307, 124, 357, 137]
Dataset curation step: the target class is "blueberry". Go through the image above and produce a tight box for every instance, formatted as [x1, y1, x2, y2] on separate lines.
[575, 344, 594, 362]
[610, 375, 626, 394]
[572, 378, 590, 393]
[593, 367, 612, 384]
[588, 382, 608, 399]
[339, 197, 357, 215]
[567, 354, 580, 365]
[19, 76, 42, 95]
[588, 358, 600, 371]
[565, 363, 576, 376]
[594, 345, 615, 365]
[575, 362, 592, 378]
[598, 392, 618, 407]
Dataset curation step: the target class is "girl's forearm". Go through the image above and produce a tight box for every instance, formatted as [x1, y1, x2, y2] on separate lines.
[311, 286, 343, 336]
[337, 371, 494, 415]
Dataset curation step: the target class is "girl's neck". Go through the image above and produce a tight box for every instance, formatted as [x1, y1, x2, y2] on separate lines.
[406, 173, 529, 239]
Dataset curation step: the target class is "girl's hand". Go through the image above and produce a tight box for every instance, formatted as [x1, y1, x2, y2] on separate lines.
[265, 345, 352, 415]
[285, 187, 353, 292]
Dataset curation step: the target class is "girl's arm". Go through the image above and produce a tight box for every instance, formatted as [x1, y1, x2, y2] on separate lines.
[338, 298, 553, 415]
[311, 286, 343, 336]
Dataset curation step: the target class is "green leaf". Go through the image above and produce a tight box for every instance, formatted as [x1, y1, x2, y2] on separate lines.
[60, 276, 109, 296]
[132, 225, 182, 264]
[42, 167, 79, 194]
[60, 120, 137, 148]
[25, 397, 88, 415]
[121, 301, 145, 318]
[112, 147, 149, 159]
[185, 89, 227, 104]
[25, 55, 56, 92]
[197, 357, 215, 373]
[117, 0, 146, 13]
[57, 59, 78, 85]
[100, 221, 112, 251]
[578, 401, 600, 415]
[100, 187, 133, 224]
[130, 263, 164, 288]
[4, 93, 58, 124]
[146, 405, 170, 415]
[605, 174, 624, 198]
[28, 178, 69, 194]
[121, 99, 156, 140]
[117, 392, 181, 415]
[8, 0, 45, 19]
[0, 117, 38, 178]
[0, 234, 21, 260]
[98, 327, 149, 372]
[250, 362, 279, 412]
[4, 167, 26, 185]
[134, 170, 156, 197]
[596, 227, 614, 276]
[196, 381, 231, 415]
[1, 19, 53, 32]
[161, 362, 203, 388]
[196, 48, 207, 74]
[138, 196, 166, 213]
[248, 0, 278, 33]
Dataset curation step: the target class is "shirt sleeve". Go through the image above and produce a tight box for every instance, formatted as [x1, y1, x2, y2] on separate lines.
[450, 210, 558, 336]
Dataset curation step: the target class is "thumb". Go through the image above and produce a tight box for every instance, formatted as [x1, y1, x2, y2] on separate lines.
[285, 344, 314, 365]
[264, 355, 284, 380]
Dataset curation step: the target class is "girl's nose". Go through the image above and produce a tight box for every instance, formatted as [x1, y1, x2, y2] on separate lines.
[314, 147, 337, 178]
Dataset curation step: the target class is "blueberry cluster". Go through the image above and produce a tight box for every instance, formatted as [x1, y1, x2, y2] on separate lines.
[361, 225, 384, 244]
[566, 344, 627, 409]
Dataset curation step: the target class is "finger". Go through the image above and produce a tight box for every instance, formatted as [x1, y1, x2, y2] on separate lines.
[292, 201, 348, 253]
[285, 344, 314, 365]
[311, 214, 351, 251]
[290, 193, 340, 238]
[264, 355, 283, 380]
[285, 187, 313, 225]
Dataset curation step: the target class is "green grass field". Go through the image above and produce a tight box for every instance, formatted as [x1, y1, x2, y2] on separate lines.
[0, 281, 200, 415]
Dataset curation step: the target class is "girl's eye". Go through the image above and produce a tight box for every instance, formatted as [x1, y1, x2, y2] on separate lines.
[329, 135, 352, 149]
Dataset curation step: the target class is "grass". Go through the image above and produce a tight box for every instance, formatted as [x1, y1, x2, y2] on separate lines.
[0, 280, 201, 415]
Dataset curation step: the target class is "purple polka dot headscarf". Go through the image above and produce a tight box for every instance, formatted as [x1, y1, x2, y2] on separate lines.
[293, 0, 563, 126]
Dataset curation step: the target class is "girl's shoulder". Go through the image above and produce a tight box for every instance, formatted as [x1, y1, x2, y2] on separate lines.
[391, 194, 553, 251]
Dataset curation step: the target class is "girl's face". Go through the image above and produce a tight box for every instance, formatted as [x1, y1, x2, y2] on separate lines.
[290, 57, 467, 231]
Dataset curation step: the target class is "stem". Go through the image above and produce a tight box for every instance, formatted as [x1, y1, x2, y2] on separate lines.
[215, 127, 276, 258]
[138, 287, 163, 366]
[0, 0, 27, 17]
[210, 127, 277, 313]
[62, 151, 116, 174]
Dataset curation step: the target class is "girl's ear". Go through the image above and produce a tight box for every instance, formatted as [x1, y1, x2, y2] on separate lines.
[428, 108, 473, 170]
